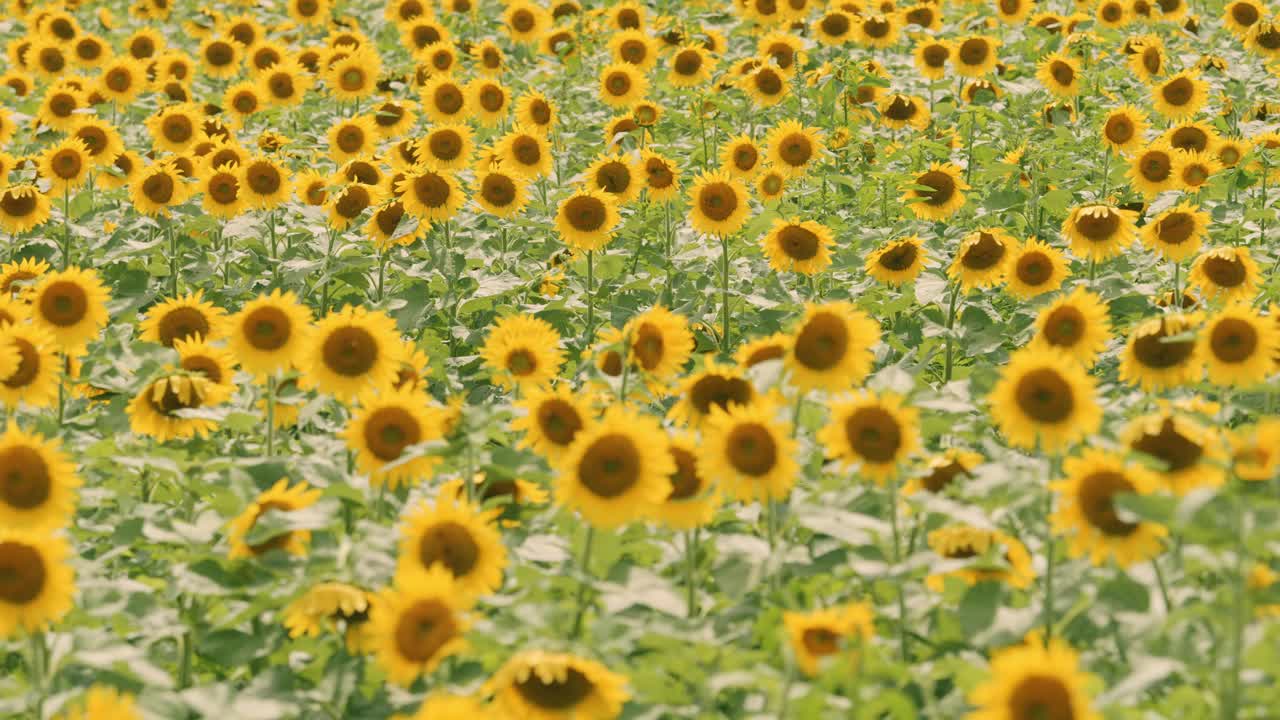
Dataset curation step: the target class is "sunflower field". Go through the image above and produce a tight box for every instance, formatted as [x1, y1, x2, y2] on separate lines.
[2, 0, 1280, 717]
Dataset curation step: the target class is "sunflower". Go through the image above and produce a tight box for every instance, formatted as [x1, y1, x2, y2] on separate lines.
[417, 125, 474, 172]
[904, 449, 984, 496]
[0, 424, 79, 531]
[755, 168, 788, 202]
[1124, 411, 1225, 494]
[1129, 40, 1167, 83]
[26, 267, 110, 350]
[761, 218, 833, 275]
[785, 302, 880, 392]
[1224, 0, 1265, 35]
[1172, 150, 1220, 191]
[127, 373, 220, 442]
[853, 13, 900, 48]
[512, 385, 590, 461]
[515, 92, 557, 135]
[129, 160, 192, 216]
[1188, 246, 1260, 302]
[0, 530, 74, 637]
[668, 45, 715, 88]
[639, 151, 680, 203]
[912, 39, 952, 80]
[949, 228, 1015, 293]
[1061, 204, 1138, 261]
[952, 36, 1000, 77]
[924, 526, 1035, 591]
[504, 1, 550, 44]
[1138, 202, 1206, 262]
[138, 289, 227, 349]
[988, 347, 1102, 452]
[698, 400, 798, 503]
[879, 94, 931, 131]
[584, 153, 642, 205]
[902, 163, 968, 221]
[720, 135, 763, 179]
[1231, 419, 1280, 481]
[687, 170, 750, 237]
[0, 258, 43, 296]
[861, 236, 924, 285]
[469, 169, 527, 219]
[481, 314, 564, 391]
[968, 636, 1101, 720]
[286, 0, 330, 24]
[741, 64, 790, 107]
[344, 389, 445, 489]
[1002, 239, 1067, 299]
[1051, 449, 1167, 568]
[766, 121, 824, 178]
[282, 582, 371, 654]
[1028, 286, 1112, 367]
[145, 103, 201, 154]
[598, 62, 648, 109]
[37, 137, 92, 196]
[322, 116, 375, 164]
[1127, 142, 1178, 196]
[814, 10, 855, 45]
[554, 406, 673, 528]
[1037, 53, 1081, 97]
[498, 127, 553, 178]
[819, 391, 920, 483]
[783, 604, 875, 678]
[173, 336, 236, 401]
[1164, 120, 1218, 153]
[1200, 303, 1277, 387]
[651, 432, 720, 530]
[36, 85, 85, 132]
[418, 75, 469, 124]
[486, 651, 629, 720]
[0, 185, 52, 235]
[1096, 0, 1130, 26]
[619, 306, 693, 381]
[1152, 71, 1208, 119]
[1213, 137, 1250, 167]
[53, 686, 142, 720]
[327, 48, 381, 103]
[371, 567, 473, 688]
[397, 499, 507, 598]
[69, 118, 124, 168]
[1117, 313, 1203, 390]
[226, 478, 321, 560]
[300, 305, 403, 402]
[0, 297, 27, 327]
[555, 187, 620, 250]
[393, 167, 461, 224]
[228, 289, 313, 378]
[0, 324, 60, 409]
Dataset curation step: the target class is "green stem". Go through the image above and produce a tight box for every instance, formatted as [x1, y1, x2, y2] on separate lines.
[168, 216, 178, 297]
[720, 234, 730, 354]
[321, 229, 337, 314]
[1172, 260, 1181, 304]
[888, 479, 909, 661]
[663, 202, 674, 306]
[1100, 147, 1112, 200]
[178, 624, 194, 689]
[1224, 491, 1248, 720]
[585, 250, 595, 343]
[943, 283, 960, 382]
[1042, 460, 1058, 645]
[265, 376, 276, 457]
[965, 109, 977, 184]
[685, 529, 699, 618]
[1152, 556, 1172, 612]
[570, 527, 596, 639]
[28, 631, 45, 717]
[268, 210, 278, 286]
[375, 247, 388, 302]
[61, 187, 71, 269]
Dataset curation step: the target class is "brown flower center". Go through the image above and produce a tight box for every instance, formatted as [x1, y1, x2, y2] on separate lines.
[1079, 471, 1138, 536]
[1043, 306, 1086, 347]
[243, 306, 291, 351]
[697, 182, 738, 222]
[0, 541, 45, 604]
[777, 224, 820, 260]
[1073, 208, 1121, 241]
[157, 307, 210, 347]
[960, 232, 1006, 270]
[433, 83, 464, 114]
[364, 406, 421, 460]
[481, 174, 517, 207]
[38, 281, 88, 327]
[578, 433, 640, 498]
[1209, 317, 1257, 363]
[958, 38, 990, 66]
[594, 161, 632, 196]
[916, 170, 956, 206]
[0, 446, 51, 510]
[675, 49, 703, 75]
[726, 422, 778, 476]
[1201, 253, 1246, 287]
[1008, 674, 1077, 720]
[536, 398, 582, 446]
[1161, 77, 1193, 106]
[393, 599, 458, 663]
[1013, 367, 1074, 423]
[418, 521, 479, 577]
[564, 195, 605, 232]
[515, 667, 594, 709]
[844, 406, 902, 463]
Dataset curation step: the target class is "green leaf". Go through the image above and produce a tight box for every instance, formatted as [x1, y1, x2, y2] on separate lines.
[957, 581, 1001, 637]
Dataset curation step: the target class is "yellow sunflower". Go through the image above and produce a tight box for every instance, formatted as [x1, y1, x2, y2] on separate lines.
[498, 126, 553, 179]
[1200, 303, 1277, 387]
[1230, 419, 1280, 481]
[417, 124, 475, 172]
[467, 78, 511, 127]
[1127, 142, 1178, 197]
[914, 39, 951, 80]
[138, 290, 228, 349]
[172, 335, 236, 400]
[1125, 411, 1225, 494]
[818, 391, 920, 483]
[988, 346, 1102, 452]
[924, 526, 1035, 591]
[1029, 286, 1112, 367]
[0, 185, 53, 235]
[1141, 202, 1208, 261]
[515, 92, 557, 135]
[69, 118, 123, 168]
[854, 14, 901, 48]
[902, 163, 969, 220]
[953, 35, 1001, 77]
[1051, 449, 1167, 567]
[486, 651, 629, 720]
[949, 228, 1015, 292]
[472, 169, 529, 218]
[598, 63, 647, 109]
[904, 449, 984, 497]
[967, 636, 1101, 720]
[405, 695, 495, 720]
[554, 406, 673, 528]
[783, 604, 875, 677]
[1188, 246, 1260, 302]
[653, 432, 721, 530]
[129, 160, 193, 216]
[371, 567, 472, 687]
[397, 499, 507, 598]
[623, 305, 695, 380]
[0, 324, 60, 409]
[480, 314, 565, 391]
[227, 289, 313, 378]
[766, 121, 825, 178]
[740, 65, 790, 108]
[720, 135, 763, 178]
[1004, 239, 1069, 299]
[240, 155, 292, 210]
[1037, 53, 1081, 97]
[327, 47, 381, 102]
[0, 530, 74, 637]
[1224, 0, 1266, 35]
[668, 45, 715, 87]
[512, 385, 591, 461]
[343, 388, 446, 489]
[865, 236, 927, 286]
[1164, 120, 1219, 153]
[26, 267, 110, 351]
[879, 94, 931, 131]
[1061, 204, 1138, 261]
[698, 400, 798, 503]
[1117, 313, 1203, 390]
[52, 686, 142, 720]
[687, 170, 750, 236]
[755, 168, 788, 202]
[585, 153, 642, 205]
[785, 301, 881, 392]
[668, 357, 755, 428]
[301, 305, 404, 402]
[555, 188, 620, 250]
[503, 1, 551, 44]
[1152, 71, 1208, 119]
[226, 478, 321, 559]
[0, 424, 79, 531]
[281, 581, 372, 654]
[38, 138, 92, 196]
[814, 11, 856, 46]
[127, 373, 220, 442]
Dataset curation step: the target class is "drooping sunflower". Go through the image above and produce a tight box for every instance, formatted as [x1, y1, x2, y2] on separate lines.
[0, 530, 74, 637]
[785, 301, 881, 392]
[1061, 204, 1138, 261]
[766, 121, 825, 178]
[173, 336, 236, 403]
[968, 636, 1101, 720]
[1051, 449, 1167, 567]
[26, 267, 110, 350]
[819, 391, 920, 483]
[397, 167, 464, 224]
[371, 567, 472, 687]
[554, 406, 673, 528]
[512, 385, 590, 461]
[988, 346, 1102, 452]
[903, 449, 984, 497]
[1125, 410, 1225, 494]
[687, 170, 750, 237]
[879, 94, 931, 132]
[498, 126, 553, 178]
[864, 236, 927, 286]
[1037, 53, 1081, 97]
[783, 604, 875, 678]
[0, 185, 52, 235]
[281, 581, 371, 655]
[761, 217, 834, 275]
[1200, 303, 1277, 387]
[301, 305, 403, 402]
[0, 324, 60, 409]
[554, 187, 620, 250]
[397, 499, 507, 598]
[227, 289, 313, 378]
[949, 228, 1016, 293]
[651, 432, 720, 530]
[1029, 286, 1112, 367]
[226, 478, 321, 560]
[127, 373, 221, 442]
[1188, 246, 1260, 302]
[902, 163, 969, 221]
[0, 424, 79, 531]
[924, 526, 1035, 591]
[1152, 71, 1208, 119]
[481, 314, 565, 391]
[698, 400, 798, 503]
[486, 651, 629, 720]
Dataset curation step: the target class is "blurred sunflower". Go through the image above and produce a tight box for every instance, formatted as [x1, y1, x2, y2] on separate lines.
[0, 324, 60, 409]
[227, 289, 313, 377]
[699, 400, 797, 503]
[52, 686, 141, 720]
[623, 305, 695, 380]
[924, 526, 1034, 591]
[598, 63, 647, 108]
[0, 424, 79, 531]
[1005, 239, 1069, 299]
[653, 432, 720, 530]
[301, 305, 403, 402]
[485, 651, 629, 720]
[988, 347, 1101, 452]
[514, 92, 557, 135]
[1037, 53, 1081, 97]
[0, 530, 74, 637]
[1117, 313, 1203, 390]
[785, 301, 880, 391]
[26, 267, 110, 350]
[668, 45, 714, 87]
[1061, 204, 1137, 261]
[1230, 419, 1280, 481]
[1187, 246, 1260, 301]
[512, 385, 590, 460]
[226, 478, 321, 559]
[1141, 202, 1208, 261]
[138, 290, 227, 349]
[127, 372, 220, 442]
[398, 499, 507, 597]
[397, 167, 463, 223]
[1029, 286, 1112, 367]
[282, 582, 372, 654]
[865, 236, 926, 286]
[783, 604, 875, 677]
[879, 93, 931, 131]
[1152, 71, 1207, 119]
[967, 636, 1100, 720]
[819, 391, 920, 483]
[1201, 303, 1277, 387]
[902, 163, 968, 220]
[371, 567, 471, 687]
[1124, 411, 1225, 494]
[481, 314, 564, 391]
[904, 449, 983, 496]
[0, 185, 52, 235]
[949, 228, 1015, 292]
[1052, 449, 1167, 567]
[641, 151, 680, 202]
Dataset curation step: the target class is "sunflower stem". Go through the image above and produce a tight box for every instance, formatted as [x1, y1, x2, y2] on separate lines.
[27, 631, 45, 717]
[943, 282, 959, 382]
[1224, 487, 1248, 720]
[663, 202, 674, 306]
[685, 529, 699, 618]
[887, 478, 909, 662]
[1100, 147, 1112, 201]
[265, 376, 276, 457]
[1152, 556, 1172, 613]
[178, 623, 194, 689]
[268, 209, 278, 286]
[321, 228, 337, 314]
[1088, 258, 1097, 282]
[1172, 260, 1181, 304]
[61, 187, 71, 270]
[167, 216, 179, 297]
[964, 108, 977, 184]
[1042, 457, 1058, 646]
[375, 247, 388, 303]
[720, 234, 730, 354]
[776, 655, 796, 719]
[585, 250, 596, 343]
[570, 526, 596, 639]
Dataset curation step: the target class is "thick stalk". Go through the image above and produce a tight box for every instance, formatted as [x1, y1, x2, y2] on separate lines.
[1042, 459, 1058, 645]
[685, 529, 699, 618]
[720, 234, 730, 353]
[570, 527, 596, 639]
[265, 376, 277, 457]
[168, 217, 178, 297]
[585, 250, 596, 342]
[943, 283, 960, 382]
[888, 479, 909, 661]
[1223, 491, 1248, 720]
[61, 188, 71, 269]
